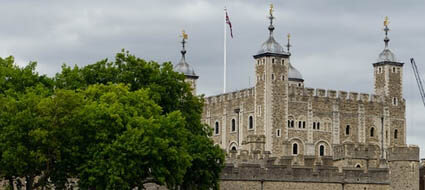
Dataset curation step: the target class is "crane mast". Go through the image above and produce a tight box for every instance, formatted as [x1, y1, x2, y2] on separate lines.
[410, 58, 425, 108]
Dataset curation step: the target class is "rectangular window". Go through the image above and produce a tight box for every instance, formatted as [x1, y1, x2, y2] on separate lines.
[276, 129, 281, 137]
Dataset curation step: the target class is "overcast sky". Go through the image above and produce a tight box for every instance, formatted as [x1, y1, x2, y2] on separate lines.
[1, 0, 424, 158]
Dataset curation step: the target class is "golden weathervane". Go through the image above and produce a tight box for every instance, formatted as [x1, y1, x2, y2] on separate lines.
[384, 16, 389, 27]
[269, 4, 274, 16]
[181, 30, 188, 40]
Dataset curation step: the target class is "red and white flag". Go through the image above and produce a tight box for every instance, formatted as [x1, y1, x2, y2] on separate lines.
[225, 10, 233, 38]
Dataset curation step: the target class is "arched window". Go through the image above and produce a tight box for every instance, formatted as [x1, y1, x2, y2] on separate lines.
[281, 59, 284, 65]
[215, 122, 219, 135]
[248, 116, 253, 130]
[272, 58, 275, 64]
[293, 143, 298, 155]
[298, 121, 302, 128]
[319, 145, 325, 156]
[291, 120, 294, 128]
[393, 67, 396, 73]
[303, 121, 306, 128]
[317, 122, 320, 130]
[346, 125, 350, 135]
[370, 127, 375, 137]
[313, 122, 316, 129]
[356, 164, 361, 168]
[231, 146, 237, 151]
[394, 129, 398, 139]
[231, 119, 236, 132]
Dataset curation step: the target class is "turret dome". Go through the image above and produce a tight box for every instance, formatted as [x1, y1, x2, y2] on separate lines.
[288, 63, 304, 82]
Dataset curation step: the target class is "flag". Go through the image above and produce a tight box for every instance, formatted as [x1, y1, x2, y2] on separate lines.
[225, 10, 233, 38]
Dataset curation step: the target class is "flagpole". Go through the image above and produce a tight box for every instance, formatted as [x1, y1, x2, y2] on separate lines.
[223, 6, 227, 94]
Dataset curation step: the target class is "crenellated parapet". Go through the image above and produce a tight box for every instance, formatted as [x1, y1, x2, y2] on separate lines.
[386, 145, 420, 161]
[204, 87, 255, 105]
[288, 86, 387, 104]
[221, 156, 390, 185]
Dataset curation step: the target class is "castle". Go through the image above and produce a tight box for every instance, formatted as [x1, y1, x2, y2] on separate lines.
[175, 5, 421, 190]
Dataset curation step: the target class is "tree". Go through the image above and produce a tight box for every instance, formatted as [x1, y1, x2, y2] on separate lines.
[0, 51, 224, 189]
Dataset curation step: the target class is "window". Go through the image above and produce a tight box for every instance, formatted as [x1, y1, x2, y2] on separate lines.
[298, 121, 302, 128]
[281, 59, 284, 65]
[370, 127, 375, 137]
[313, 122, 316, 130]
[378, 67, 382, 73]
[317, 122, 320, 130]
[231, 146, 237, 151]
[319, 145, 325, 156]
[394, 129, 398, 139]
[392, 67, 396, 73]
[248, 116, 254, 130]
[293, 143, 298, 155]
[346, 125, 350, 135]
[281, 75, 285, 80]
[257, 60, 260, 65]
[231, 119, 236, 132]
[276, 129, 281, 137]
[272, 74, 275, 80]
[298, 83, 301, 87]
[215, 122, 220, 135]
[356, 164, 361, 168]
[303, 121, 306, 128]
[291, 120, 294, 128]
[272, 58, 275, 64]
[393, 97, 398, 106]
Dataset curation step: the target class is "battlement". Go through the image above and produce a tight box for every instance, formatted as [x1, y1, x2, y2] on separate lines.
[333, 143, 381, 160]
[288, 86, 385, 103]
[204, 87, 255, 104]
[221, 157, 390, 184]
[386, 145, 420, 162]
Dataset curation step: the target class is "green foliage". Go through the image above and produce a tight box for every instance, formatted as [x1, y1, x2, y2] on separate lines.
[0, 51, 224, 189]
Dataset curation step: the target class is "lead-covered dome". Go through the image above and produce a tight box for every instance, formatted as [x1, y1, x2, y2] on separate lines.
[257, 36, 286, 55]
[378, 48, 396, 62]
[288, 63, 304, 82]
[174, 58, 197, 77]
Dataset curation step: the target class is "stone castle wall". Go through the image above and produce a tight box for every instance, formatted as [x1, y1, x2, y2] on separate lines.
[203, 84, 406, 158]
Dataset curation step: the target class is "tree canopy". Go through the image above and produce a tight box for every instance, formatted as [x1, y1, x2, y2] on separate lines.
[0, 51, 224, 190]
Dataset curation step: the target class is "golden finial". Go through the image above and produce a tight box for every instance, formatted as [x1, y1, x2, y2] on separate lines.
[384, 16, 389, 27]
[181, 30, 188, 40]
[287, 33, 291, 40]
[269, 4, 274, 16]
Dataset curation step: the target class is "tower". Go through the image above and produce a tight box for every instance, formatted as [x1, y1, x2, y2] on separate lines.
[373, 17, 406, 152]
[174, 30, 199, 95]
[252, 4, 290, 154]
[373, 17, 404, 100]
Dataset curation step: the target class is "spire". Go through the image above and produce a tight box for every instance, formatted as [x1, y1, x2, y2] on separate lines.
[180, 30, 188, 60]
[383, 16, 390, 49]
[174, 30, 198, 78]
[286, 33, 291, 54]
[268, 4, 275, 36]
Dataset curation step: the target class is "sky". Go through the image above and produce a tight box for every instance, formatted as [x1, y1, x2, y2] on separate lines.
[0, 0, 424, 158]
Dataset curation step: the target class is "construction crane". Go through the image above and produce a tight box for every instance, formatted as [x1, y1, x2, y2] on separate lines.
[410, 58, 425, 108]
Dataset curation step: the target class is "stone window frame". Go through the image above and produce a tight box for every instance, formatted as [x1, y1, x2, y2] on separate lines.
[319, 145, 325, 156]
[229, 142, 238, 151]
[355, 163, 362, 168]
[214, 120, 220, 136]
[393, 97, 398, 106]
[345, 125, 351, 136]
[292, 143, 299, 155]
[288, 116, 295, 128]
[370, 127, 375, 137]
[281, 59, 284, 65]
[296, 116, 307, 130]
[230, 117, 237, 133]
[276, 129, 281, 137]
[247, 114, 255, 131]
